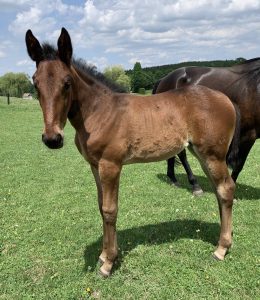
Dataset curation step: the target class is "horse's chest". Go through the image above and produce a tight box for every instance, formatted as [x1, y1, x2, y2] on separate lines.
[75, 131, 110, 165]
[74, 132, 93, 163]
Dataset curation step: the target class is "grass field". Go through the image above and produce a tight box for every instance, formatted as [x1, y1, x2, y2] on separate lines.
[0, 96, 259, 299]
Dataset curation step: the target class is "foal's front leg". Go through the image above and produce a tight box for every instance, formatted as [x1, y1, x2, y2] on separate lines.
[98, 159, 121, 277]
[90, 165, 107, 263]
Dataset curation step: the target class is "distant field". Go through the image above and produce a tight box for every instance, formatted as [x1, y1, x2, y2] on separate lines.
[0, 97, 259, 299]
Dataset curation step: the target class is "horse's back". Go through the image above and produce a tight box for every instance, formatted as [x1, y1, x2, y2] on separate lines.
[156, 66, 235, 93]
[124, 85, 235, 163]
[128, 85, 235, 129]
[156, 66, 212, 93]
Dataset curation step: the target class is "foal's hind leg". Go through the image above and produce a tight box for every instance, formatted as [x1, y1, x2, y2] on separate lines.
[203, 158, 235, 260]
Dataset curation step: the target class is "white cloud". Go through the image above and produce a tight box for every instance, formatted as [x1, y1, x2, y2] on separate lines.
[0, 0, 32, 11]
[88, 56, 109, 71]
[225, 0, 260, 12]
[105, 47, 125, 54]
[0, 50, 6, 58]
[79, 0, 134, 33]
[1, 0, 260, 75]
[8, 0, 83, 37]
[0, 40, 12, 59]
[75, 0, 260, 67]
[9, 7, 46, 35]
[16, 59, 33, 66]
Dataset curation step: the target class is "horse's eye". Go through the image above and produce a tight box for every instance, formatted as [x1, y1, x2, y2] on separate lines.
[64, 81, 71, 90]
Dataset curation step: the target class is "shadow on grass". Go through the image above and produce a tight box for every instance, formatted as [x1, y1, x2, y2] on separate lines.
[84, 219, 219, 273]
[157, 173, 260, 201]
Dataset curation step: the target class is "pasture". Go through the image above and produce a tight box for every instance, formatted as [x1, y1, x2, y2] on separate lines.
[0, 96, 259, 299]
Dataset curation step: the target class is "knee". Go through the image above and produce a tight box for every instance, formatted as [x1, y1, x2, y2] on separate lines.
[217, 177, 235, 203]
[102, 206, 117, 224]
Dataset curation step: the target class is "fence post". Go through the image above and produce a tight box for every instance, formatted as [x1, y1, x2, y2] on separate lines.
[7, 93, 10, 105]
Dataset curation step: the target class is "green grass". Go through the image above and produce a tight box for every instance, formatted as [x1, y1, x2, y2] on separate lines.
[145, 89, 152, 95]
[0, 96, 259, 299]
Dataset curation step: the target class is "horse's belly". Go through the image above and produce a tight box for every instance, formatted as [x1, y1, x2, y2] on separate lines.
[125, 135, 188, 164]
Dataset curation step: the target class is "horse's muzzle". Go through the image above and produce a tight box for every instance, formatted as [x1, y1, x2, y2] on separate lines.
[42, 133, 64, 149]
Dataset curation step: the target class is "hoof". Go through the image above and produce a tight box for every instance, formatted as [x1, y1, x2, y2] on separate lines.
[171, 182, 181, 188]
[193, 188, 203, 196]
[212, 251, 224, 261]
[100, 265, 111, 278]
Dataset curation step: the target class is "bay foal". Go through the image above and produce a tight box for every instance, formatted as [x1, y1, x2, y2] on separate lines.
[26, 28, 236, 276]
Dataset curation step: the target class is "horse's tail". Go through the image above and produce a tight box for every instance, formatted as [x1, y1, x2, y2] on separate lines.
[152, 80, 161, 94]
[227, 104, 241, 170]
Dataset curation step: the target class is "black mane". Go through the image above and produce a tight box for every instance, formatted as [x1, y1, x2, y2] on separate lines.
[41, 43, 58, 60]
[231, 57, 260, 72]
[240, 57, 260, 65]
[41, 43, 127, 93]
[231, 57, 260, 86]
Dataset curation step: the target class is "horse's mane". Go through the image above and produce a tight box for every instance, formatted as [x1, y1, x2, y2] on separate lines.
[230, 57, 260, 86]
[41, 43, 127, 93]
[239, 57, 260, 65]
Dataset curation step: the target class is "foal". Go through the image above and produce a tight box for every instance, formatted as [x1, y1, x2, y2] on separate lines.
[26, 28, 236, 277]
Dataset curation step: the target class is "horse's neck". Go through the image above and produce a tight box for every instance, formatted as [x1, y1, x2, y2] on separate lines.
[69, 67, 114, 130]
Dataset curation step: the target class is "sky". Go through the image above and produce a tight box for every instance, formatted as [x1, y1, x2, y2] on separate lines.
[1, 0, 260, 77]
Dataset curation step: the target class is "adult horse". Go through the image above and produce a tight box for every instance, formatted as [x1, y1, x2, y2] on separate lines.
[26, 28, 236, 277]
[153, 60, 260, 195]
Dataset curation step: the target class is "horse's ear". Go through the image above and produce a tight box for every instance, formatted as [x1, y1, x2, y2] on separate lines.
[57, 27, 73, 66]
[25, 30, 43, 66]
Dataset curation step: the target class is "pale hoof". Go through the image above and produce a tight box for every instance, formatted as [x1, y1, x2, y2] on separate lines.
[171, 182, 181, 188]
[99, 265, 111, 278]
[99, 269, 111, 278]
[193, 188, 204, 196]
[212, 251, 225, 261]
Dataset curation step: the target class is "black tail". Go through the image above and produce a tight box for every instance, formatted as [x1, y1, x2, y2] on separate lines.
[227, 104, 241, 170]
[152, 80, 161, 94]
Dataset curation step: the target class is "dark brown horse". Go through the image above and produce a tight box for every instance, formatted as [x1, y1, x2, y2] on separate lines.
[153, 60, 260, 194]
[26, 28, 236, 277]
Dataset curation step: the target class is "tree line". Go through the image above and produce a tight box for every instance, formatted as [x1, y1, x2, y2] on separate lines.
[0, 57, 246, 98]
[127, 57, 246, 92]
[103, 57, 246, 93]
[0, 72, 34, 98]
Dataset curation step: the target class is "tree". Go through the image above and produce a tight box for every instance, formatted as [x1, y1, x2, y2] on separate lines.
[104, 65, 124, 82]
[131, 62, 146, 93]
[0, 72, 34, 98]
[116, 73, 131, 92]
[236, 57, 246, 63]
[103, 65, 131, 92]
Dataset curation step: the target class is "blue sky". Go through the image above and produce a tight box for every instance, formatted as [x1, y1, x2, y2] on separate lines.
[1, 0, 260, 77]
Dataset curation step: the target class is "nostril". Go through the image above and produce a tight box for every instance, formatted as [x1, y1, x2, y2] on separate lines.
[41, 133, 63, 149]
[56, 133, 62, 143]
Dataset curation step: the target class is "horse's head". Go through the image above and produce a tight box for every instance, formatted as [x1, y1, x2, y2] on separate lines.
[25, 28, 73, 149]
